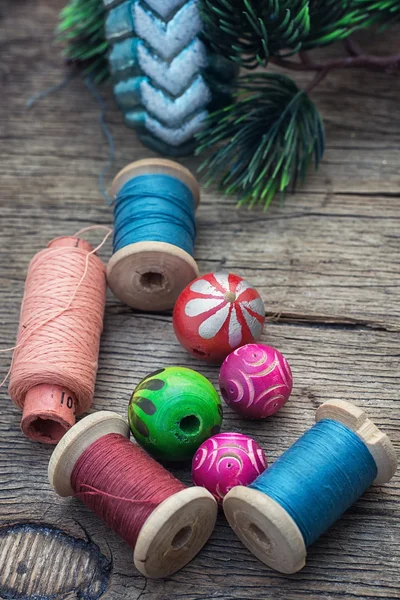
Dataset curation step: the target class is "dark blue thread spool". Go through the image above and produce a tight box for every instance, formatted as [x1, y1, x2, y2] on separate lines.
[223, 400, 397, 574]
[107, 159, 200, 311]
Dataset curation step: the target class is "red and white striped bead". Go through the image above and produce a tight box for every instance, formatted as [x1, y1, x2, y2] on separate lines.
[173, 272, 265, 363]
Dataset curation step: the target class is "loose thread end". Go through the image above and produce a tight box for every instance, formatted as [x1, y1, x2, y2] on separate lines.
[26, 70, 77, 110]
[74, 483, 159, 508]
[83, 77, 115, 206]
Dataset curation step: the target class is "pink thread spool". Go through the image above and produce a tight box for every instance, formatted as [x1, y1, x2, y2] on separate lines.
[192, 432, 267, 504]
[219, 343, 293, 419]
[9, 236, 107, 443]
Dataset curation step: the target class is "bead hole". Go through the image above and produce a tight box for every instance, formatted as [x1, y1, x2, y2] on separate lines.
[220, 387, 229, 401]
[171, 525, 192, 550]
[179, 414, 200, 436]
[249, 523, 271, 550]
[140, 272, 165, 290]
[192, 348, 208, 357]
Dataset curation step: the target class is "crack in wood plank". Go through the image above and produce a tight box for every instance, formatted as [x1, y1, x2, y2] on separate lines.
[0, 523, 111, 600]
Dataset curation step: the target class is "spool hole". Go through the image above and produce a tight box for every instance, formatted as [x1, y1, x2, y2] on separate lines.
[249, 523, 271, 550]
[179, 415, 201, 436]
[171, 525, 192, 550]
[140, 272, 165, 291]
[28, 418, 67, 442]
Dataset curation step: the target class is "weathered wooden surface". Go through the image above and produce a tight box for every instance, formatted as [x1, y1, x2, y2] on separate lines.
[0, 1, 399, 599]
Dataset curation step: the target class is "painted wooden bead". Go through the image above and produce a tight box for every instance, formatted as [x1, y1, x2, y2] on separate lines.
[128, 366, 223, 462]
[219, 343, 293, 419]
[192, 432, 267, 504]
[173, 272, 265, 363]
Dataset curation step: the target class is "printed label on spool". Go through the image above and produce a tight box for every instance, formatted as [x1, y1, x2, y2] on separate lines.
[60, 390, 77, 414]
[21, 384, 78, 444]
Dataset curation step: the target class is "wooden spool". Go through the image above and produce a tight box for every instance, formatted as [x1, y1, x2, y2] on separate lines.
[20, 236, 94, 444]
[48, 411, 218, 578]
[223, 400, 397, 574]
[107, 158, 200, 312]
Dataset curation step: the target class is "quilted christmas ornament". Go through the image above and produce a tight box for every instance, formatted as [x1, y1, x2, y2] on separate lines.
[60, 0, 400, 205]
[104, 0, 236, 155]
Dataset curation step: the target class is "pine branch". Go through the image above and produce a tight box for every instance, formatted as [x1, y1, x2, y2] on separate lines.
[301, 0, 366, 49]
[199, 0, 310, 68]
[352, 0, 400, 27]
[272, 51, 400, 72]
[302, 0, 400, 50]
[58, 0, 109, 83]
[200, 0, 400, 60]
[196, 74, 325, 209]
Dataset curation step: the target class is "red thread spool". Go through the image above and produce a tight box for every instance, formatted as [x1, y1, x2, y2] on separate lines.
[8, 236, 107, 443]
[48, 412, 218, 578]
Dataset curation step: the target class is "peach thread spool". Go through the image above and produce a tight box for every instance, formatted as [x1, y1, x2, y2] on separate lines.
[6, 231, 108, 444]
[48, 411, 218, 578]
[107, 158, 200, 311]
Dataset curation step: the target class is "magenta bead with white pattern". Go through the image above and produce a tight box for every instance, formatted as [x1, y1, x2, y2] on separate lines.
[219, 343, 293, 419]
[191, 432, 267, 504]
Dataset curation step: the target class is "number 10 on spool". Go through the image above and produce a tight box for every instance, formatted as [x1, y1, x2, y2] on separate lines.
[60, 391, 76, 415]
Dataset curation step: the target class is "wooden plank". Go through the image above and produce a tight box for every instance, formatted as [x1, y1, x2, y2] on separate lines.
[0, 1, 399, 599]
[1, 15, 399, 327]
[2, 188, 400, 330]
[0, 319, 399, 599]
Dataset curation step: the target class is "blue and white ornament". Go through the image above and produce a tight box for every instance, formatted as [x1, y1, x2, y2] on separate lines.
[104, 0, 237, 155]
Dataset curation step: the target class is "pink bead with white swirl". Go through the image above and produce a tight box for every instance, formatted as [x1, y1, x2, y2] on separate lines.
[219, 343, 293, 419]
[191, 432, 267, 504]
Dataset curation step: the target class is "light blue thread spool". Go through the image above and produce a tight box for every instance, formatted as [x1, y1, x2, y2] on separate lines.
[223, 400, 397, 574]
[107, 159, 200, 311]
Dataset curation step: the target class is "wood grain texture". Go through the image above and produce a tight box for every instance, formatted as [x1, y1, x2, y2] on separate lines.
[0, 1, 399, 599]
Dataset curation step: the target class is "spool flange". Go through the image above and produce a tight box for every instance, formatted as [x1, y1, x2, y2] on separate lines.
[49, 411, 217, 578]
[107, 159, 200, 312]
[223, 400, 397, 574]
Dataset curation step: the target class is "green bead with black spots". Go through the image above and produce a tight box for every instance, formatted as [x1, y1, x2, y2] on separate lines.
[128, 367, 223, 462]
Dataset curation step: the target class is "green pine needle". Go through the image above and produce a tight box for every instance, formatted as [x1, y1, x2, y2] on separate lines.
[58, 0, 109, 83]
[302, 1, 366, 49]
[200, 0, 400, 59]
[351, 0, 400, 27]
[199, 0, 311, 68]
[196, 73, 325, 209]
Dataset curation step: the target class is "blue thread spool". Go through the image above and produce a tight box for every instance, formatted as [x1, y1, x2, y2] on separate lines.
[107, 159, 200, 311]
[223, 400, 397, 574]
